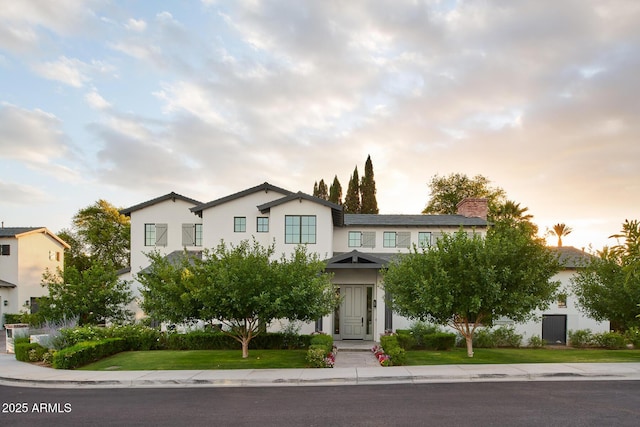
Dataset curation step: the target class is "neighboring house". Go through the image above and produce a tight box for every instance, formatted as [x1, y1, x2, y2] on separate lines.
[510, 246, 609, 344]
[0, 227, 70, 328]
[121, 182, 607, 343]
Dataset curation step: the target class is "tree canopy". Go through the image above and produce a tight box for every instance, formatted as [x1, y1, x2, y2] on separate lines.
[422, 173, 506, 217]
[344, 166, 361, 214]
[360, 154, 379, 214]
[139, 240, 338, 358]
[328, 175, 343, 205]
[37, 264, 133, 325]
[572, 219, 640, 330]
[383, 225, 561, 357]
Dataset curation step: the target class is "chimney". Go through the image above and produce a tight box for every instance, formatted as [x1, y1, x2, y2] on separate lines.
[456, 198, 488, 220]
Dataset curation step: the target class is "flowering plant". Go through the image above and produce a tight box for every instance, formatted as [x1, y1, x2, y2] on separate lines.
[371, 345, 391, 366]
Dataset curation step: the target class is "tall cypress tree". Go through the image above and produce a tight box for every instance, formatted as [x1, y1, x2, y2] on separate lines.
[316, 179, 329, 200]
[344, 167, 361, 214]
[360, 155, 379, 214]
[329, 175, 343, 205]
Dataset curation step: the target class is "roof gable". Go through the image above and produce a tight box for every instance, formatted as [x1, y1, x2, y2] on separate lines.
[257, 192, 344, 226]
[551, 246, 593, 269]
[191, 182, 293, 215]
[325, 250, 391, 269]
[121, 192, 202, 216]
[0, 227, 70, 249]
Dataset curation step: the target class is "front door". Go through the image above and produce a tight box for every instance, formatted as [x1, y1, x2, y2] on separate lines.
[342, 286, 365, 339]
[542, 315, 567, 344]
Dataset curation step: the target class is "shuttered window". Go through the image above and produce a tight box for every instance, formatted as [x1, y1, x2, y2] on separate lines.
[362, 231, 376, 248]
[396, 232, 411, 248]
[348, 231, 361, 247]
[182, 224, 195, 246]
[155, 224, 168, 246]
[418, 232, 431, 248]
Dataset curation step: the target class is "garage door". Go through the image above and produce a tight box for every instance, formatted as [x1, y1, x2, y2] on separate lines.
[542, 315, 567, 344]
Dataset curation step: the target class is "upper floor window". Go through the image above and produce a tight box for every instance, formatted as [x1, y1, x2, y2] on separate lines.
[49, 251, 61, 261]
[182, 223, 203, 247]
[257, 217, 269, 233]
[558, 294, 567, 309]
[234, 217, 246, 233]
[348, 231, 361, 247]
[285, 215, 316, 244]
[145, 223, 167, 246]
[0, 244, 9, 256]
[418, 232, 432, 248]
[383, 231, 411, 248]
[348, 231, 376, 248]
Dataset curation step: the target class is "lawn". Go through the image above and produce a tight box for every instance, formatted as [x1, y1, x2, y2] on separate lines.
[78, 347, 640, 370]
[405, 348, 640, 365]
[79, 349, 309, 371]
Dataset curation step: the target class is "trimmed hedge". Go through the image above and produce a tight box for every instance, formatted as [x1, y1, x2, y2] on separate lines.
[380, 335, 406, 366]
[15, 342, 47, 362]
[52, 338, 127, 369]
[3, 313, 24, 324]
[306, 334, 334, 368]
[422, 332, 456, 350]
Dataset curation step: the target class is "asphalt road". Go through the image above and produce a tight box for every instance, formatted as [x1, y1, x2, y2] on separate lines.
[1, 381, 639, 426]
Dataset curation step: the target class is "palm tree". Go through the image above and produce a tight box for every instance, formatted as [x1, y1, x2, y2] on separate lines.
[550, 223, 572, 247]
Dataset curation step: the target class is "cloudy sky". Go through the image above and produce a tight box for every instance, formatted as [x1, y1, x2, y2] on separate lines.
[1, 0, 639, 251]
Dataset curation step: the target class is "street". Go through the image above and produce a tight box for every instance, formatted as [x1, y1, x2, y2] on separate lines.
[1, 381, 639, 426]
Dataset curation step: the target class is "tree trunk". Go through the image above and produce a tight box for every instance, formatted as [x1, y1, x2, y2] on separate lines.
[241, 337, 249, 358]
[465, 334, 474, 358]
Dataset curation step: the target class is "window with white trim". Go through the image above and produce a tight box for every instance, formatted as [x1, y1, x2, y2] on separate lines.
[418, 232, 432, 248]
[383, 231, 411, 248]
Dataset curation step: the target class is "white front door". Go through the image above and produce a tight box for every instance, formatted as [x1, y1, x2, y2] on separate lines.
[341, 285, 365, 339]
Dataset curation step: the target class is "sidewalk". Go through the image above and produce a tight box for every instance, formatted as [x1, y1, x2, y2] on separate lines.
[2, 351, 640, 389]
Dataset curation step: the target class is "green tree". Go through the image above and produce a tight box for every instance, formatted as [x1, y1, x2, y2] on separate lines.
[383, 225, 560, 357]
[492, 200, 538, 235]
[344, 167, 361, 214]
[572, 220, 640, 330]
[38, 262, 133, 325]
[360, 155, 379, 214]
[328, 175, 343, 205]
[313, 179, 329, 200]
[549, 223, 573, 247]
[56, 229, 92, 272]
[139, 241, 338, 358]
[422, 173, 506, 217]
[72, 199, 130, 270]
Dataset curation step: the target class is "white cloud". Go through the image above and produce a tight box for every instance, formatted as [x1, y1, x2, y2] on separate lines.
[85, 90, 111, 110]
[33, 56, 90, 87]
[125, 18, 147, 32]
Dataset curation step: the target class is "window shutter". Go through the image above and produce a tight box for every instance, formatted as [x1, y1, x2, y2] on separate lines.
[155, 223, 168, 246]
[396, 232, 411, 248]
[182, 224, 194, 246]
[431, 232, 444, 244]
[362, 231, 376, 248]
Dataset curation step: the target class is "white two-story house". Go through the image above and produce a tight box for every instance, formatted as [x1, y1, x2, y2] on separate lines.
[121, 182, 608, 343]
[0, 227, 70, 328]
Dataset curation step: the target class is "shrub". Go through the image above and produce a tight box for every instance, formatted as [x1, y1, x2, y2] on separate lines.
[473, 329, 496, 348]
[306, 334, 334, 368]
[52, 338, 127, 369]
[395, 330, 417, 350]
[52, 325, 108, 350]
[624, 327, 640, 348]
[15, 342, 47, 362]
[592, 331, 626, 349]
[380, 335, 406, 366]
[107, 324, 163, 351]
[568, 329, 593, 348]
[409, 322, 441, 347]
[3, 313, 24, 324]
[528, 336, 546, 348]
[492, 326, 522, 348]
[422, 332, 456, 350]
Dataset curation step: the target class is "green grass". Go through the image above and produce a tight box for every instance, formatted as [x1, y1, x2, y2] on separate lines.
[79, 350, 309, 371]
[405, 348, 640, 365]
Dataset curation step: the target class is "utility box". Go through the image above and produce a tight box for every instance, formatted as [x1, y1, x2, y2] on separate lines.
[5, 323, 29, 354]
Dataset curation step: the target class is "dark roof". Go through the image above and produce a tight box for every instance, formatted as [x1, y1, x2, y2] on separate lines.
[0, 227, 70, 248]
[257, 191, 344, 226]
[191, 182, 293, 215]
[551, 246, 593, 269]
[344, 214, 488, 227]
[139, 250, 203, 274]
[0, 279, 17, 288]
[325, 250, 397, 269]
[120, 192, 203, 215]
[0, 227, 44, 237]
